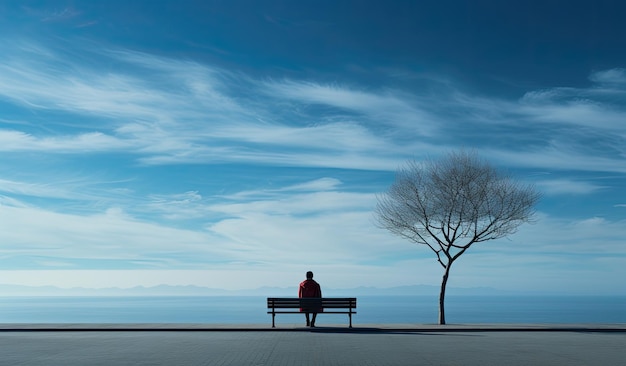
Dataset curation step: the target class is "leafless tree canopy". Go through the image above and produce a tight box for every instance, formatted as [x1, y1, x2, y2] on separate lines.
[375, 151, 540, 324]
[376, 151, 540, 267]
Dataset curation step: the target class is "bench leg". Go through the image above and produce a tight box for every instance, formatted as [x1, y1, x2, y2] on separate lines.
[349, 313, 352, 328]
[272, 313, 276, 328]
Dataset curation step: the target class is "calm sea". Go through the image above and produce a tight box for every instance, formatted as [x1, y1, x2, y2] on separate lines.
[0, 296, 624, 324]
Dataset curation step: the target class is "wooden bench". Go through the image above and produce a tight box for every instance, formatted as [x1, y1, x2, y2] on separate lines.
[267, 297, 357, 328]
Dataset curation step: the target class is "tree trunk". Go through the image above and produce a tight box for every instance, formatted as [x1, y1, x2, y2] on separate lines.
[438, 265, 451, 325]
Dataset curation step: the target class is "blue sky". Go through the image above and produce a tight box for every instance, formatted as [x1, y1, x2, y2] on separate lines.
[0, 1, 625, 295]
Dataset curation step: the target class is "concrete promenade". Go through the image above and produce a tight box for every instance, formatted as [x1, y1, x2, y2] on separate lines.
[1, 324, 625, 365]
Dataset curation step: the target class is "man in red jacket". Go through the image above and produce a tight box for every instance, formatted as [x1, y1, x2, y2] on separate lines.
[298, 271, 322, 327]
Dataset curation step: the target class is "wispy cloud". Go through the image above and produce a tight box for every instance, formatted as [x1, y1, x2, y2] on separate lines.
[514, 69, 626, 136]
[0, 178, 85, 200]
[0, 130, 131, 152]
[264, 80, 437, 134]
[588, 68, 626, 85]
[1, 37, 624, 176]
[0, 203, 243, 269]
[0, 40, 412, 169]
[21, 6, 82, 23]
[520, 92, 626, 131]
[1, 173, 624, 293]
[512, 214, 626, 255]
[278, 178, 342, 192]
[536, 179, 605, 195]
[42, 7, 81, 22]
[0, 178, 412, 270]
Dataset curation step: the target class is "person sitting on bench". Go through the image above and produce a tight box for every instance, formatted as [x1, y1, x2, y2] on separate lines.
[298, 271, 322, 327]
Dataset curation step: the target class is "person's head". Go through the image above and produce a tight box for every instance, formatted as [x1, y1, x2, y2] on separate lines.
[306, 271, 314, 279]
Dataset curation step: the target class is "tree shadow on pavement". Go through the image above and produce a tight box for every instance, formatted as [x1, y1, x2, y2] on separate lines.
[308, 327, 482, 336]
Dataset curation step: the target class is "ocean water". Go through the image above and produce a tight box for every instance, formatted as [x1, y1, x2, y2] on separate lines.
[0, 296, 624, 324]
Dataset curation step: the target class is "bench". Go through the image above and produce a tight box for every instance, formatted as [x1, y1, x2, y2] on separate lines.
[267, 297, 357, 328]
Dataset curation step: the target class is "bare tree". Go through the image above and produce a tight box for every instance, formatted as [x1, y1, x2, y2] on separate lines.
[375, 151, 540, 324]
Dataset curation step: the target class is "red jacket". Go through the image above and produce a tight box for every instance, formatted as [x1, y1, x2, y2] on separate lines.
[298, 279, 322, 312]
[299, 279, 322, 298]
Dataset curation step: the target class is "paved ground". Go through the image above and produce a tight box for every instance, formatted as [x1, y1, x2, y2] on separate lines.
[1, 325, 625, 365]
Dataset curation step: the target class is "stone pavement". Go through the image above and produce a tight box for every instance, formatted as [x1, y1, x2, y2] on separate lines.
[1, 324, 625, 365]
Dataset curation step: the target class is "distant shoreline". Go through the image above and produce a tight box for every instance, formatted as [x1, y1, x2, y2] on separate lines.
[1, 283, 617, 297]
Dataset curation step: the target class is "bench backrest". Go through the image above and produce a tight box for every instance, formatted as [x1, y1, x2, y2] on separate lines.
[267, 297, 356, 309]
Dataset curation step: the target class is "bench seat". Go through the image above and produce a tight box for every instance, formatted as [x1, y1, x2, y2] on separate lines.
[267, 297, 357, 328]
